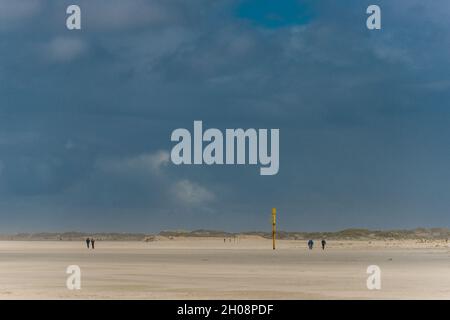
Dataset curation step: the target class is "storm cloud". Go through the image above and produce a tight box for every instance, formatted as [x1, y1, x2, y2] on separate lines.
[0, 0, 449, 232]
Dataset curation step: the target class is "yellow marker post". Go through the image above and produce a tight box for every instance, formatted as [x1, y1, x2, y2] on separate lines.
[272, 208, 276, 250]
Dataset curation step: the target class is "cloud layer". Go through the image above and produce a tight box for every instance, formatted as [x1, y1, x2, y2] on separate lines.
[0, 0, 449, 232]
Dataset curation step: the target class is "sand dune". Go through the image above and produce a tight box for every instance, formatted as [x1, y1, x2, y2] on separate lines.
[0, 238, 449, 299]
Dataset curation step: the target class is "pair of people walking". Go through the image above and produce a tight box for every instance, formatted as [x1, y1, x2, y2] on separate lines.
[308, 239, 327, 250]
[85, 237, 96, 249]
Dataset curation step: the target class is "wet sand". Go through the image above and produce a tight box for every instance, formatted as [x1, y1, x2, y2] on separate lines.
[0, 238, 449, 299]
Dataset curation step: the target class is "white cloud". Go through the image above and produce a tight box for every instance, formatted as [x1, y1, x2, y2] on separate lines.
[44, 37, 88, 63]
[98, 150, 169, 175]
[124, 150, 170, 175]
[0, 0, 41, 21]
[172, 179, 215, 205]
[0, 0, 44, 32]
[97, 151, 216, 207]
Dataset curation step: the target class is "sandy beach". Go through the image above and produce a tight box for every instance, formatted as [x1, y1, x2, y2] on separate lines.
[0, 237, 449, 299]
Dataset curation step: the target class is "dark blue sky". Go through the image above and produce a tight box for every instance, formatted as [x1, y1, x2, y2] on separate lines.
[0, 0, 449, 233]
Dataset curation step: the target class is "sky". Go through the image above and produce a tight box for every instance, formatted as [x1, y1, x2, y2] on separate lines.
[0, 0, 450, 233]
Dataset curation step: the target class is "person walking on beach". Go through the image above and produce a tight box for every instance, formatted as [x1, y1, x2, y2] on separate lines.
[85, 238, 90, 249]
[91, 238, 95, 249]
[321, 239, 327, 250]
[308, 239, 314, 250]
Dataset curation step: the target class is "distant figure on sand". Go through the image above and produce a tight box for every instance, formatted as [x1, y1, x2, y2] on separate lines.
[308, 239, 314, 250]
[321, 239, 327, 250]
[91, 238, 95, 249]
[85, 238, 90, 249]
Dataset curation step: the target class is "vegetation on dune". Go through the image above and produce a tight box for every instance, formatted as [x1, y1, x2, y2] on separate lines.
[1, 228, 449, 241]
